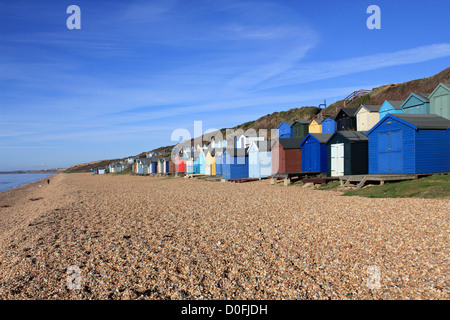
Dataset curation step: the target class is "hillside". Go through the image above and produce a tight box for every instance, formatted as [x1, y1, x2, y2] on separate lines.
[65, 67, 450, 173]
[323, 67, 450, 115]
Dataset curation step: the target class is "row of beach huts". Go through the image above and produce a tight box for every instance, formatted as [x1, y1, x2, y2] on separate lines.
[95, 83, 450, 184]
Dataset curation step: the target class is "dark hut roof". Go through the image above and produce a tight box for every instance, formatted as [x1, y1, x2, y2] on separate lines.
[393, 114, 450, 130]
[336, 131, 368, 142]
[308, 133, 334, 144]
[278, 138, 303, 149]
[339, 108, 358, 117]
[386, 100, 403, 110]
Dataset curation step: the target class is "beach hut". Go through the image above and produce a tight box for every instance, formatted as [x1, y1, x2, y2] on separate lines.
[163, 157, 175, 174]
[308, 119, 323, 133]
[292, 120, 310, 140]
[157, 158, 164, 174]
[300, 133, 334, 173]
[356, 105, 382, 131]
[222, 148, 249, 180]
[335, 108, 357, 131]
[401, 93, 430, 115]
[366, 114, 450, 174]
[175, 152, 186, 174]
[148, 158, 158, 174]
[194, 148, 206, 174]
[271, 138, 303, 174]
[429, 83, 450, 120]
[215, 148, 225, 176]
[205, 147, 216, 176]
[321, 117, 337, 133]
[326, 131, 369, 177]
[277, 122, 295, 139]
[248, 140, 272, 179]
[139, 158, 149, 175]
[378, 100, 403, 120]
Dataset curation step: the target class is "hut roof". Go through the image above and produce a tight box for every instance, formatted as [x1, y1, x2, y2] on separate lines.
[359, 105, 382, 112]
[393, 114, 450, 130]
[386, 100, 403, 110]
[278, 138, 303, 149]
[308, 133, 334, 144]
[336, 131, 368, 142]
[339, 108, 358, 117]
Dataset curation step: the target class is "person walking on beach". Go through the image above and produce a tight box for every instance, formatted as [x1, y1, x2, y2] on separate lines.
[47, 179, 50, 184]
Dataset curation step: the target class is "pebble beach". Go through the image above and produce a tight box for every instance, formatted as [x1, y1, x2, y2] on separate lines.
[0, 173, 447, 300]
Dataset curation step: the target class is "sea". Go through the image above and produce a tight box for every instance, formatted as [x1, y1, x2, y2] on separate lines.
[0, 173, 57, 193]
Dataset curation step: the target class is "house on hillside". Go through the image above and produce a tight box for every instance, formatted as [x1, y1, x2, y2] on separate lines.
[271, 138, 303, 174]
[401, 93, 430, 115]
[378, 100, 403, 120]
[300, 133, 334, 173]
[326, 131, 369, 177]
[335, 108, 357, 131]
[429, 83, 450, 120]
[366, 114, 450, 174]
[356, 105, 382, 131]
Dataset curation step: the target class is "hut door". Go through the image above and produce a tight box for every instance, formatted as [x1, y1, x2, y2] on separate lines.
[378, 130, 403, 174]
[331, 143, 344, 176]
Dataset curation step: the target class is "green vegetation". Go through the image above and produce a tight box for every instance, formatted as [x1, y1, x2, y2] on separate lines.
[317, 181, 340, 190]
[114, 167, 132, 175]
[343, 174, 450, 199]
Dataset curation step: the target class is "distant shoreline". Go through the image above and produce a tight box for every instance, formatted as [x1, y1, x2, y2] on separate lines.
[0, 170, 64, 174]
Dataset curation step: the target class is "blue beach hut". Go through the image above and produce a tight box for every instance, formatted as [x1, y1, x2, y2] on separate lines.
[321, 117, 337, 133]
[277, 122, 295, 139]
[366, 114, 450, 174]
[378, 100, 403, 120]
[222, 148, 249, 180]
[300, 133, 334, 173]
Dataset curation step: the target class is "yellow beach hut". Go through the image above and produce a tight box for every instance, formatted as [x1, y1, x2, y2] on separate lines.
[205, 147, 216, 176]
[308, 119, 323, 133]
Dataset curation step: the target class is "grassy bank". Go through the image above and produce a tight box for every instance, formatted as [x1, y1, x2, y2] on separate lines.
[340, 174, 450, 199]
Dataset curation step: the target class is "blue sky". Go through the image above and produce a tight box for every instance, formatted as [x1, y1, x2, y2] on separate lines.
[0, 0, 449, 171]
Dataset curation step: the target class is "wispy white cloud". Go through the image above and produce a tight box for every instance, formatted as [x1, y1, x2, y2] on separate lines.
[262, 43, 450, 89]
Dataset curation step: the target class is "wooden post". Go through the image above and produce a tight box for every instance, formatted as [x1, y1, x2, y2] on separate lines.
[284, 178, 291, 186]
